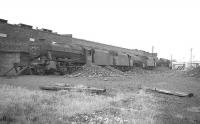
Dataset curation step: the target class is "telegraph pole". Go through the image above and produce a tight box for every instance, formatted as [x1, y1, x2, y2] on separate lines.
[191, 48, 193, 67]
[152, 46, 154, 57]
[152, 46, 154, 54]
[170, 54, 173, 69]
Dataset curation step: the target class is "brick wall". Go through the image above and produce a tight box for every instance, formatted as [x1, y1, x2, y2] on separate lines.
[0, 23, 72, 52]
[20, 53, 30, 65]
[0, 52, 20, 75]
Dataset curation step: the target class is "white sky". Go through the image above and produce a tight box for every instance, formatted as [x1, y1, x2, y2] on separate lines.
[1, 0, 200, 62]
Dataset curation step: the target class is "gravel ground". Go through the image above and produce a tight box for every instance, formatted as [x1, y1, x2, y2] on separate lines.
[0, 69, 200, 123]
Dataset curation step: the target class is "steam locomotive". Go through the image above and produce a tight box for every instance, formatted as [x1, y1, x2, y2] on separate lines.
[27, 39, 157, 74]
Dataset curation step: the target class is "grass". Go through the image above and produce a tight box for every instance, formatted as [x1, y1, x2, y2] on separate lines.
[0, 84, 125, 124]
[0, 70, 199, 123]
[0, 84, 159, 124]
[0, 84, 160, 124]
[124, 90, 159, 124]
[103, 90, 159, 124]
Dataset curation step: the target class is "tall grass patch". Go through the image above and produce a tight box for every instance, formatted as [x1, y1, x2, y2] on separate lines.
[0, 85, 124, 124]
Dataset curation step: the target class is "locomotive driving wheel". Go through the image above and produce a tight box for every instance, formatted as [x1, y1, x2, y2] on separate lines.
[31, 65, 46, 75]
[36, 67, 45, 75]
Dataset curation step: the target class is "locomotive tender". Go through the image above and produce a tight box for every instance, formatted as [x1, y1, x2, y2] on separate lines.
[0, 19, 157, 75]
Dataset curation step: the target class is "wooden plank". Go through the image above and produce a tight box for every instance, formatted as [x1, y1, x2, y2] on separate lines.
[39, 85, 106, 94]
[144, 87, 193, 97]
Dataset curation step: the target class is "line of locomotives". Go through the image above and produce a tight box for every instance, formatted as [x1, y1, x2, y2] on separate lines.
[0, 19, 157, 75]
[22, 38, 157, 75]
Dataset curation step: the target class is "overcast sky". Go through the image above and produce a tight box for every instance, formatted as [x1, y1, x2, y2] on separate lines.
[1, 0, 200, 61]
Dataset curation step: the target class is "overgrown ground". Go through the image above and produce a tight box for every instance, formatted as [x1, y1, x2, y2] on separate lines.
[0, 69, 200, 124]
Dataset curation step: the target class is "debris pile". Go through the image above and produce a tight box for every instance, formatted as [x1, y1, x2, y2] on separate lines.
[104, 66, 125, 75]
[186, 66, 200, 77]
[126, 67, 170, 75]
[67, 64, 123, 78]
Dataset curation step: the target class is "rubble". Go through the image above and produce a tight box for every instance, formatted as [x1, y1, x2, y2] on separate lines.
[66, 64, 124, 78]
[65, 64, 171, 79]
[126, 67, 148, 74]
[186, 66, 200, 77]
[104, 66, 125, 75]
[126, 66, 171, 75]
